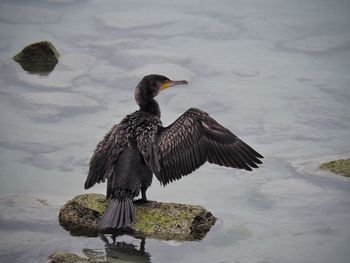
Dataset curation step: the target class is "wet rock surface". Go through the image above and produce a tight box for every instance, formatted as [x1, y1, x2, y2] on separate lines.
[13, 41, 60, 74]
[48, 252, 91, 263]
[320, 159, 350, 177]
[59, 194, 216, 240]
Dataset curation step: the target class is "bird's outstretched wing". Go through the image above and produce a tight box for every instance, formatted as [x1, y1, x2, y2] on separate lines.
[151, 108, 263, 186]
[84, 124, 126, 189]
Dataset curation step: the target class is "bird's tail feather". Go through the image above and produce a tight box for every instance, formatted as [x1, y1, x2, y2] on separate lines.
[99, 198, 135, 230]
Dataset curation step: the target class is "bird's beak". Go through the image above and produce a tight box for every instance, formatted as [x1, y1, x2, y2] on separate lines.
[160, 80, 188, 91]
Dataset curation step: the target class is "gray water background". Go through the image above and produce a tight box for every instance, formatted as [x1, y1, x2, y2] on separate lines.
[0, 0, 350, 262]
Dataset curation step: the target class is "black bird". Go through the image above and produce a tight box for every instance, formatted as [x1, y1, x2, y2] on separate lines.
[84, 74, 263, 230]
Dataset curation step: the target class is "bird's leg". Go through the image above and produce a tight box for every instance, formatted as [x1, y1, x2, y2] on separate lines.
[141, 187, 147, 202]
[134, 185, 149, 203]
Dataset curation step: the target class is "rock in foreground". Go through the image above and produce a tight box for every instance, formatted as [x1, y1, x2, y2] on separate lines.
[59, 194, 216, 241]
[320, 159, 350, 177]
[13, 40, 59, 74]
[48, 252, 91, 263]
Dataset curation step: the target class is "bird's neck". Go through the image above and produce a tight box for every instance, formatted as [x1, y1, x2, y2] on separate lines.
[139, 98, 161, 117]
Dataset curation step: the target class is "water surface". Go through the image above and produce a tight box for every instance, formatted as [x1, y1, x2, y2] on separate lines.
[0, 0, 350, 262]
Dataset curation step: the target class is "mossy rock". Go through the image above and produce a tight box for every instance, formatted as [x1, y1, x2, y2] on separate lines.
[13, 41, 59, 74]
[59, 194, 216, 240]
[48, 252, 91, 263]
[320, 159, 350, 177]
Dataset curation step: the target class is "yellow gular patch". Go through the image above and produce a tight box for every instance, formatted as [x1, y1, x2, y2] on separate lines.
[160, 82, 170, 91]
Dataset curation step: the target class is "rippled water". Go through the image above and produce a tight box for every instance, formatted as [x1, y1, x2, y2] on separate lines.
[0, 0, 350, 262]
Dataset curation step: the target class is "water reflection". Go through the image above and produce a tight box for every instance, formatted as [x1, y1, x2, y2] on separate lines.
[83, 234, 151, 263]
[14, 60, 58, 76]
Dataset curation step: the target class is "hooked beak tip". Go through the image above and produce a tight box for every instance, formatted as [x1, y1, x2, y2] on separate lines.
[170, 80, 188, 86]
[161, 79, 189, 91]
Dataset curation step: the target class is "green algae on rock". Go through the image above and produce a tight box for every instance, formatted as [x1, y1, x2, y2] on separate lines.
[13, 41, 60, 74]
[59, 194, 107, 237]
[320, 159, 350, 177]
[59, 193, 216, 240]
[48, 252, 91, 263]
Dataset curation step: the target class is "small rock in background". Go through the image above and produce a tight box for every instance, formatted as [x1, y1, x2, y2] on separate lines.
[13, 40, 60, 75]
[320, 159, 350, 177]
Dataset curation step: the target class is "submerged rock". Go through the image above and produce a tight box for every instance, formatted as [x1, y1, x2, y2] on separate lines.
[320, 159, 350, 177]
[59, 194, 216, 240]
[13, 41, 60, 74]
[48, 252, 91, 263]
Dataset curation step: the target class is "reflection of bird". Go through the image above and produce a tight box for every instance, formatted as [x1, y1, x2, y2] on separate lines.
[84, 234, 150, 263]
[85, 74, 263, 230]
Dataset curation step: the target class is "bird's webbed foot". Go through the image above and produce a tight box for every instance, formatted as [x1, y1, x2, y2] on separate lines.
[133, 198, 149, 204]
[134, 187, 149, 203]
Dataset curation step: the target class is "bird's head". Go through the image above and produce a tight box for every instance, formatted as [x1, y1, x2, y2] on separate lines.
[134, 74, 188, 106]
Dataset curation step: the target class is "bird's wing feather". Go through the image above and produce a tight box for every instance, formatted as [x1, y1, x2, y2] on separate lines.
[84, 124, 126, 189]
[152, 108, 263, 186]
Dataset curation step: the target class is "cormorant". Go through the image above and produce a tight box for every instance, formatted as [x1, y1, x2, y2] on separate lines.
[84, 74, 263, 230]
